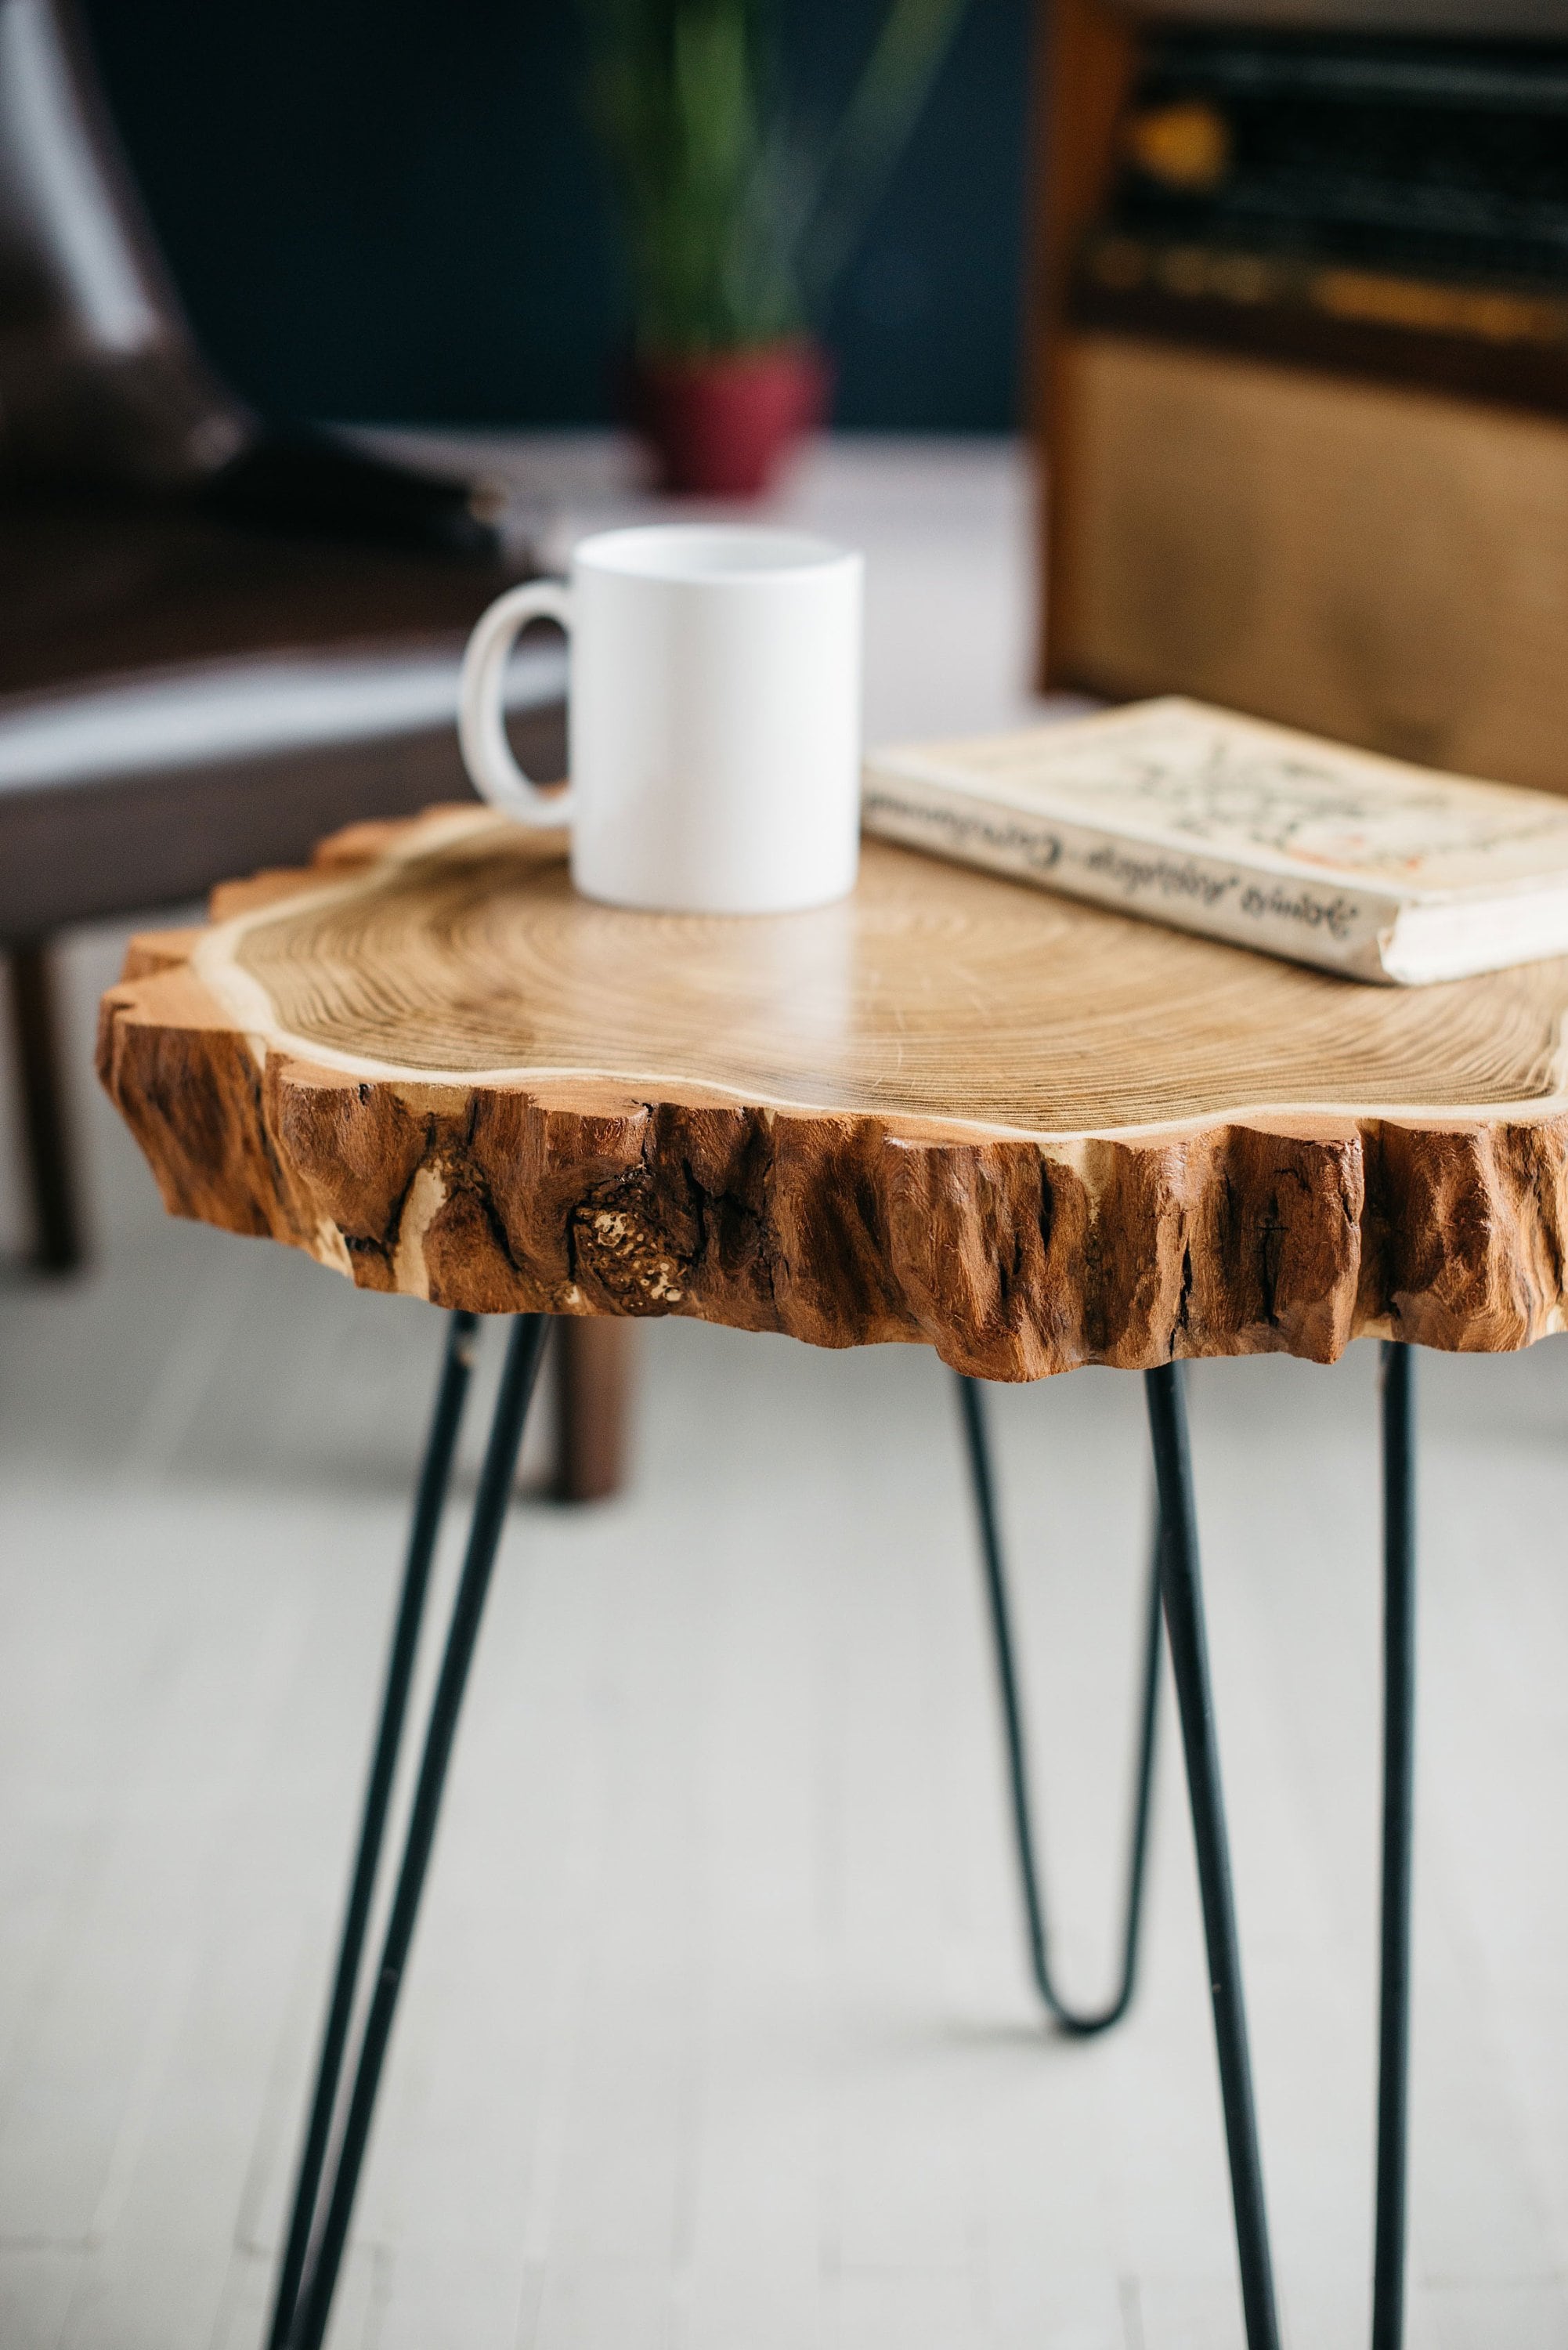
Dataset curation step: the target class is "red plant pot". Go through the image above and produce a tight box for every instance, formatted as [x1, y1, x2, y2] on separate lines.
[629, 341, 831, 497]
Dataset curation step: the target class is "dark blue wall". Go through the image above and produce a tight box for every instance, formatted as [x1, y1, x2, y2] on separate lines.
[81, 2, 1032, 432]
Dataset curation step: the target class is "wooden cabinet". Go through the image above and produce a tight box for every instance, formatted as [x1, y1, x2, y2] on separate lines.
[1033, 0, 1568, 791]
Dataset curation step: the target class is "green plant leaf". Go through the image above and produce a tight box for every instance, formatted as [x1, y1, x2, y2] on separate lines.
[577, 0, 971, 354]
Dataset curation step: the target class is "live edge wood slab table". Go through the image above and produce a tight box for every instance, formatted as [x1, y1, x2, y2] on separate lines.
[99, 807, 1568, 2350]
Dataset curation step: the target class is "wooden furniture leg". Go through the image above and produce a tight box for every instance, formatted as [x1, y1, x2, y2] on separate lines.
[553, 1317, 636, 1502]
[7, 939, 85, 1274]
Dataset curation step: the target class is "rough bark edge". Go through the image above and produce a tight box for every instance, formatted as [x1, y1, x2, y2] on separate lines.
[98, 953, 1568, 1380]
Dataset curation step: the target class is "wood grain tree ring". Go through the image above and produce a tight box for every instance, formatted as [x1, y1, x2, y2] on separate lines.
[99, 805, 1568, 1380]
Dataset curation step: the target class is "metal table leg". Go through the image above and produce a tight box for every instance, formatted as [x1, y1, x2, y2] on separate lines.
[268, 1325, 1418, 2350]
[266, 1311, 479, 2350]
[1374, 1340, 1417, 2350]
[1142, 1350, 1420, 2350]
[1145, 1361, 1282, 2350]
[956, 1373, 1162, 2036]
[268, 1313, 550, 2350]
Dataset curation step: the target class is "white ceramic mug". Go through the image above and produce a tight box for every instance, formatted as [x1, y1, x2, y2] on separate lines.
[457, 523, 863, 914]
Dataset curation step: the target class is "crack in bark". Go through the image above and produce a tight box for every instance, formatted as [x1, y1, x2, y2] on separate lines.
[1174, 1242, 1195, 1350]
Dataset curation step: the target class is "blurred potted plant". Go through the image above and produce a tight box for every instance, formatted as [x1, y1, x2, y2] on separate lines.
[580, 0, 970, 494]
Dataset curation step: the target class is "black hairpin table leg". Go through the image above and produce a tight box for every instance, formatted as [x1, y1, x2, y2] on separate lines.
[266, 1324, 1415, 2350]
[1374, 1340, 1416, 2350]
[266, 1311, 480, 2350]
[1145, 1361, 1282, 2350]
[956, 1374, 1162, 2036]
[1141, 1349, 1418, 2350]
[270, 1313, 550, 2350]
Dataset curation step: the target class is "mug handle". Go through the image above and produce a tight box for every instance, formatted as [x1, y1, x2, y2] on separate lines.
[457, 579, 574, 827]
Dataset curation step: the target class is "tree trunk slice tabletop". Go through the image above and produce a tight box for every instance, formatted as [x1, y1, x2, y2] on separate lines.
[98, 806, 1568, 1381]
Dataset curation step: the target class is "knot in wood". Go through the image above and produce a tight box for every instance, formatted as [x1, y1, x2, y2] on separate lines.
[570, 1179, 688, 1313]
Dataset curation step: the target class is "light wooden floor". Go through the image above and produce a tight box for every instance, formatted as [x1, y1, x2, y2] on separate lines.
[6, 925, 1568, 2350]
[4, 442, 1567, 2349]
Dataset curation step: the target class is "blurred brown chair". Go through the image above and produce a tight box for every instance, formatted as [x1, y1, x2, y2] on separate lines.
[0, 0, 630, 1498]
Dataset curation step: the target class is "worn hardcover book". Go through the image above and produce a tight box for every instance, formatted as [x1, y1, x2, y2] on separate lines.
[861, 698, 1568, 984]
